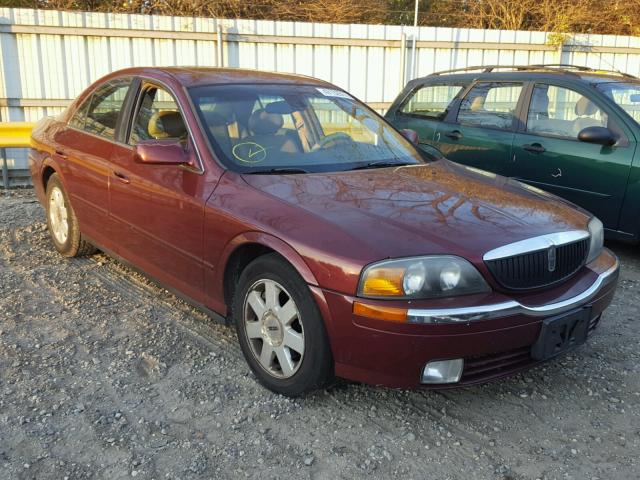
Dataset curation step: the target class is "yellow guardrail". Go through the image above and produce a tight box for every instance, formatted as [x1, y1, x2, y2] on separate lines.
[0, 122, 35, 148]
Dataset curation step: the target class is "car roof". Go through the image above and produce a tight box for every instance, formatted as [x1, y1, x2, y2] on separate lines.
[107, 66, 333, 88]
[411, 66, 639, 86]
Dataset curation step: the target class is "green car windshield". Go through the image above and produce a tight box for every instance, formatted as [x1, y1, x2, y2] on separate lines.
[596, 81, 640, 123]
[189, 84, 424, 173]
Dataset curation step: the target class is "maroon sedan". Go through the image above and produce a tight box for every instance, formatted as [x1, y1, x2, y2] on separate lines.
[30, 67, 619, 396]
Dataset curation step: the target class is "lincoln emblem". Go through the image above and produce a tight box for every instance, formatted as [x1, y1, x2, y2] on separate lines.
[548, 245, 557, 272]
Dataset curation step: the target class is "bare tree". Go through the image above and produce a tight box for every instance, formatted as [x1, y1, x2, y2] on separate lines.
[4, 0, 640, 35]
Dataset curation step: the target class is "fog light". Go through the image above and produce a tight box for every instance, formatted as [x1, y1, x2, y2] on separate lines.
[421, 359, 464, 384]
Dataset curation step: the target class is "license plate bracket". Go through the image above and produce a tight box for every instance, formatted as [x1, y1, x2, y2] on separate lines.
[531, 308, 591, 361]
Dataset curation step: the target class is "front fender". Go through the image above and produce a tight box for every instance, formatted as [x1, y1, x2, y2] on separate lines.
[218, 230, 319, 285]
[206, 231, 321, 316]
[209, 231, 340, 355]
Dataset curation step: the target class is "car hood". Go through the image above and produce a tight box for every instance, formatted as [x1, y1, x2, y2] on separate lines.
[241, 160, 590, 262]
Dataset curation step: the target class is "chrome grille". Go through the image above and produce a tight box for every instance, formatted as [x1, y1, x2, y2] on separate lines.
[485, 238, 589, 290]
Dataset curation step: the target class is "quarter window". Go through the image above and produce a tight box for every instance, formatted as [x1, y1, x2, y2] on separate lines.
[527, 84, 608, 139]
[83, 79, 131, 140]
[457, 82, 523, 130]
[400, 84, 465, 119]
[130, 86, 187, 145]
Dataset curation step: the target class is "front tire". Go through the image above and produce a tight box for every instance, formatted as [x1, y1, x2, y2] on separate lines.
[232, 253, 333, 396]
[45, 173, 96, 257]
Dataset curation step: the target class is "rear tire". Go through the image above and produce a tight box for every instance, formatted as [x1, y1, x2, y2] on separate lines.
[232, 253, 333, 396]
[45, 173, 96, 257]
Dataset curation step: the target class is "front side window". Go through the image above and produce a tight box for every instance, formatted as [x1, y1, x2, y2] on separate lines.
[189, 84, 424, 173]
[400, 84, 465, 120]
[527, 84, 608, 139]
[596, 81, 640, 123]
[83, 78, 131, 140]
[130, 85, 187, 145]
[457, 82, 523, 130]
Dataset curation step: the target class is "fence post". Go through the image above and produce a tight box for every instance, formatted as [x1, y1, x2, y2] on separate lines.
[399, 32, 407, 88]
[0, 109, 7, 189]
[217, 25, 224, 67]
[1, 148, 7, 189]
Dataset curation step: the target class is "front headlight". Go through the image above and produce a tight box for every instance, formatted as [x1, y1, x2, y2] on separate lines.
[358, 255, 490, 299]
[586, 216, 604, 263]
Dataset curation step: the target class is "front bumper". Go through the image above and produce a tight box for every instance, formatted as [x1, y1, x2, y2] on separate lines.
[317, 248, 619, 389]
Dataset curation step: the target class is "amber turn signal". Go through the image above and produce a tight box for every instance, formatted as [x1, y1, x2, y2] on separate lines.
[353, 302, 407, 323]
[361, 267, 405, 296]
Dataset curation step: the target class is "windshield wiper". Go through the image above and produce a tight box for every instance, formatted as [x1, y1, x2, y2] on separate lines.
[347, 161, 412, 171]
[246, 167, 309, 175]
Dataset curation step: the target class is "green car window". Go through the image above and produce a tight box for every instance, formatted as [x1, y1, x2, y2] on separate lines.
[527, 84, 608, 139]
[400, 84, 464, 120]
[596, 81, 640, 124]
[457, 82, 522, 130]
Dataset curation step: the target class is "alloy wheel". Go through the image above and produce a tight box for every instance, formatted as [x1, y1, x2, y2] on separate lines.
[49, 186, 69, 244]
[243, 279, 305, 378]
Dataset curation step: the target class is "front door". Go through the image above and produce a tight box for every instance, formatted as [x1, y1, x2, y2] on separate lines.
[388, 83, 467, 154]
[511, 83, 635, 229]
[109, 82, 208, 303]
[434, 81, 524, 175]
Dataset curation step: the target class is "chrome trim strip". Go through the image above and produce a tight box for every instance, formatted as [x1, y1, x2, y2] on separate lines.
[407, 259, 619, 324]
[483, 230, 590, 261]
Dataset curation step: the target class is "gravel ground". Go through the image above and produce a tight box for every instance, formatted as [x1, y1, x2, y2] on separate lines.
[1, 188, 639, 480]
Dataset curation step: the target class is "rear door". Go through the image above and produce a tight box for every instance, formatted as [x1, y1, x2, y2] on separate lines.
[434, 81, 524, 174]
[511, 82, 635, 229]
[55, 77, 132, 242]
[387, 82, 466, 153]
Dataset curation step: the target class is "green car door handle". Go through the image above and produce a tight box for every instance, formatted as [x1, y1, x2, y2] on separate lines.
[444, 130, 463, 140]
[523, 143, 546, 154]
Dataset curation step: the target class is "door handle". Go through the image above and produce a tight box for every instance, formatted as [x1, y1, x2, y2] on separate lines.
[444, 130, 463, 140]
[113, 171, 130, 184]
[522, 143, 546, 153]
[55, 149, 68, 160]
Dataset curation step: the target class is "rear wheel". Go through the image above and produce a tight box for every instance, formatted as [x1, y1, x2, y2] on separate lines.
[232, 253, 333, 396]
[45, 173, 96, 257]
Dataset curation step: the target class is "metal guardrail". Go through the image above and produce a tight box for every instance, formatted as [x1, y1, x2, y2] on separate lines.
[0, 122, 34, 188]
[0, 122, 34, 148]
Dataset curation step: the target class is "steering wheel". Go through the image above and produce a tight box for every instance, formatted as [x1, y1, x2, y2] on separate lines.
[314, 132, 355, 150]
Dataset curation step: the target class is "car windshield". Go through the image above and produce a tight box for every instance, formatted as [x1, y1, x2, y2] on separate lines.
[189, 83, 424, 173]
[596, 81, 640, 123]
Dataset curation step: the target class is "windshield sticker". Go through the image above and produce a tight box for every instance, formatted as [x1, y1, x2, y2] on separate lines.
[316, 87, 352, 99]
[232, 142, 267, 164]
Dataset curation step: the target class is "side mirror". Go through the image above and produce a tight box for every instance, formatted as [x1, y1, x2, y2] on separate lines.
[133, 139, 191, 165]
[401, 128, 419, 144]
[418, 143, 446, 161]
[577, 126, 617, 146]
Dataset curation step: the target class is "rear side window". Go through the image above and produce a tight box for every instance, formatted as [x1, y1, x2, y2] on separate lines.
[69, 97, 90, 129]
[400, 84, 464, 120]
[83, 78, 131, 140]
[457, 82, 523, 130]
[527, 84, 608, 139]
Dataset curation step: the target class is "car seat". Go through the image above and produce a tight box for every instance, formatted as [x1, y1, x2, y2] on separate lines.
[148, 111, 187, 140]
[244, 109, 302, 154]
[573, 96, 605, 136]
